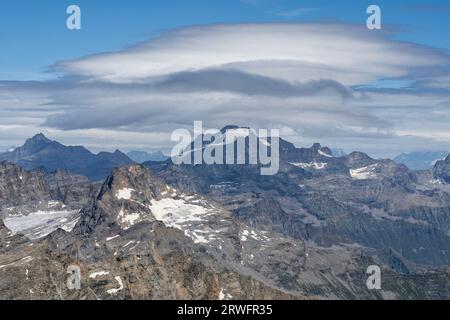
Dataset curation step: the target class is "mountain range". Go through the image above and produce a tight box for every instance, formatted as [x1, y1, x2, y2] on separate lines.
[0, 130, 449, 299]
[394, 151, 449, 171]
[126, 151, 169, 163]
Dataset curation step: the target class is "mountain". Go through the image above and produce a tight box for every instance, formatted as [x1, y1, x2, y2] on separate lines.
[0, 134, 135, 181]
[126, 151, 168, 163]
[394, 151, 448, 170]
[0, 164, 299, 299]
[144, 126, 449, 269]
[2, 163, 448, 299]
[0, 129, 449, 299]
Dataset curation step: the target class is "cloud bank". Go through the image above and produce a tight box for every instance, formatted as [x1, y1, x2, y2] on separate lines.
[1, 23, 450, 157]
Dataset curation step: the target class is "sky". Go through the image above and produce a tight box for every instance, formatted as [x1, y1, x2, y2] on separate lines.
[0, 0, 449, 158]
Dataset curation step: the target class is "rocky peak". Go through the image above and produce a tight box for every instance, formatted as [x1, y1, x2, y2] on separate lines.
[433, 155, 450, 184]
[23, 132, 54, 147]
[98, 165, 167, 200]
[343, 151, 375, 168]
[28, 133, 50, 143]
[280, 142, 334, 163]
[76, 165, 168, 234]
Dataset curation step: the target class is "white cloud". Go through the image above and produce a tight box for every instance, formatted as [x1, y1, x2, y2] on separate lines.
[55, 23, 450, 86]
[1, 23, 450, 158]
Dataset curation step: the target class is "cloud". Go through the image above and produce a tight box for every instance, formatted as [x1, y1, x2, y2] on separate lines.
[53, 23, 450, 86]
[151, 69, 353, 98]
[1, 22, 450, 158]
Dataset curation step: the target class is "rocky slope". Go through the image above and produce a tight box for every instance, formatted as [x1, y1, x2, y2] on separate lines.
[0, 164, 298, 299]
[1, 163, 448, 299]
[434, 155, 450, 184]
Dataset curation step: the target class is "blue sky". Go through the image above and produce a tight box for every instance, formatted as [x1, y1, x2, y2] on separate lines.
[1, 0, 449, 80]
[0, 0, 449, 157]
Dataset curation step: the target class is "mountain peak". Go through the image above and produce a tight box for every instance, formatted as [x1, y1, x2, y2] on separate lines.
[312, 143, 322, 150]
[113, 149, 126, 156]
[22, 133, 53, 148]
[30, 133, 51, 142]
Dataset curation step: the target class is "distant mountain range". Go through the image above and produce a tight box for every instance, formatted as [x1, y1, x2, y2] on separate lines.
[126, 151, 168, 163]
[330, 148, 347, 157]
[394, 151, 449, 171]
[0, 133, 134, 181]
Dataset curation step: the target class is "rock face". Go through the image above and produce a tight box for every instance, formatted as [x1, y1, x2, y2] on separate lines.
[0, 219, 29, 254]
[45, 170, 99, 207]
[0, 134, 134, 181]
[434, 156, 450, 184]
[0, 161, 50, 208]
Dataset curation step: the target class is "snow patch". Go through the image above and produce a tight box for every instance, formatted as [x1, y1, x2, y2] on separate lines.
[0, 256, 34, 270]
[149, 196, 218, 244]
[116, 188, 135, 200]
[117, 210, 142, 229]
[123, 241, 135, 248]
[318, 149, 332, 158]
[106, 235, 120, 241]
[290, 162, 327, 170]
[219, 288, 233, 300]
[3, 209, 80, 240]
[89, 271, 109, 279]
[350, 164, 379, 180]
[107, 276, 124, 295]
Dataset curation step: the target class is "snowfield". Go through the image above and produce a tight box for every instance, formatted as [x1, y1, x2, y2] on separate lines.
[349, 164, 379, 180]
[149, 196, 219, 244]
[3, 209, 80, 240]
[117, 210, 142, 229]
[116, 188, 135, 200]
[318, 150, 332, 157]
